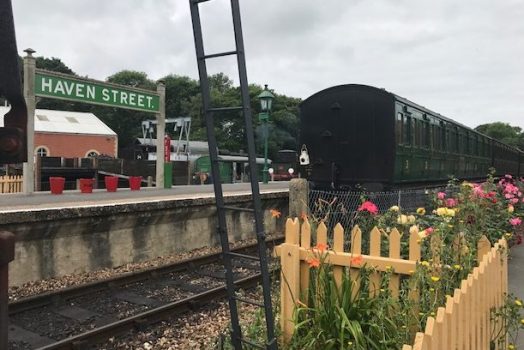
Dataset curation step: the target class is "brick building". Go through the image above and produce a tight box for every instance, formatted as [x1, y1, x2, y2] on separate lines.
[0, 107, 117, 158]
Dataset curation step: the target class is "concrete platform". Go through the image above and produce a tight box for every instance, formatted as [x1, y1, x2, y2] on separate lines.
[509, 244, 524, 347]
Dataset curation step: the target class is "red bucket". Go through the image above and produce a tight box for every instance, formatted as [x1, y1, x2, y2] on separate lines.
[79, 178, 93, 194]
[104, 176, 118, 192]
[49, 177, 65, 195]
[129, 176, 142, 191]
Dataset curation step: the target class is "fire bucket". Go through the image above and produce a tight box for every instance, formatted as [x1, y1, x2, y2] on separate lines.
[49, 177, 65, 195]
[104, 176, 118, 192]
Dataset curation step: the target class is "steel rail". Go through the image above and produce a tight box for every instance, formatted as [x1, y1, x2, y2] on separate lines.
[9, 237, 283, 315]
[35, 272, 272, 350]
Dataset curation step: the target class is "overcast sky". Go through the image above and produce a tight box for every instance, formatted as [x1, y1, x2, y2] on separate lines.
[12, 0, 524, 130]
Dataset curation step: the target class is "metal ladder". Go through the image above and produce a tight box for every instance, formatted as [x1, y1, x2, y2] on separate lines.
[189, 1, 278, 349]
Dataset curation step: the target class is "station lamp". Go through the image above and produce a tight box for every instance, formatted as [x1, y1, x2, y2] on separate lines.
[257, 85, 275, 184]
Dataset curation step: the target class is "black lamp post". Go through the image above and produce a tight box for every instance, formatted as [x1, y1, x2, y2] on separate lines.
[257, 85, 275, 184]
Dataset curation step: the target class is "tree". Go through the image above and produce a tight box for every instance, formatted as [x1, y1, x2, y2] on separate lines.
[36, 57, 75, 75]
[475, 122, 523, 150]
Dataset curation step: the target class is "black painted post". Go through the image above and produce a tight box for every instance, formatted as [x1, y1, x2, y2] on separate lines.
[0, 231, 15, 350]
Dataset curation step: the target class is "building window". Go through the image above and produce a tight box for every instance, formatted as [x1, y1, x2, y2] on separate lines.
[35, 146, 49, 157]
[66, 117, 79, 123]
[86, 150, 100, 157]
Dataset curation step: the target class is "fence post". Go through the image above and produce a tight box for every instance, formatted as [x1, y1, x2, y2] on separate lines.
[0, 231, 15, 350]
[280, 218, 300, 344]
[289, 178, 309, 218]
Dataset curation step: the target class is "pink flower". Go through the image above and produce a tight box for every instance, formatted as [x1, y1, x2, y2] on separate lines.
[437, 192, 446, 200]
[357, 201, 378, 215]
[510, 218, 522, 226]
[425, 227, 434, 235]
[446, 198, 457, 208]
[511, 198, 519, 204]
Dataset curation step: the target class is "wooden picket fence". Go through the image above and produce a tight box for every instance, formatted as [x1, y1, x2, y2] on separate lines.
[0, 175, 22, 193]
[274, 217, 508, 349]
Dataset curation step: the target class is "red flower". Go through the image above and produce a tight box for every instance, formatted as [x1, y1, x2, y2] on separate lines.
[315, 243, 328, 252]
[357, 201, 378, 215]
[307, 258, 320, 268]
[270, 209, 281, 218]
[350, 255, 363, 265]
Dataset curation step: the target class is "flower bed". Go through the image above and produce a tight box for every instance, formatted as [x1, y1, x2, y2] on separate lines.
[276, 174, 524, 349]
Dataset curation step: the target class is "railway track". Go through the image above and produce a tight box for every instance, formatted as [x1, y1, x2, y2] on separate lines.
[8, 237, 283, 350]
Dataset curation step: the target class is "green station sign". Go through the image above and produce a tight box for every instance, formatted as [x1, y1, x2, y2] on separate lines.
[35, 70, 160, 113]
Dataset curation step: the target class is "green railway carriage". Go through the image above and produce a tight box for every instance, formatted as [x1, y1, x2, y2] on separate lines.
[299, 84, 523, 190]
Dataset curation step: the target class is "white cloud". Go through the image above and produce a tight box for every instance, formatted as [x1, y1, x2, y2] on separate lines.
[11, 0, 524, 130]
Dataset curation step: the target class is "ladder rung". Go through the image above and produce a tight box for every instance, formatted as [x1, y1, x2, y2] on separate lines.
[239, 338, 266, 349]
[221, 205, 254, 213]
[234, 296, 265, 308]
[227, 251, 260, 261]
[201, 50, 238, 60]
[207, 106, 244, 113]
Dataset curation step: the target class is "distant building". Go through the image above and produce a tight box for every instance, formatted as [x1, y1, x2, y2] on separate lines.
[0, 107, 117, 158]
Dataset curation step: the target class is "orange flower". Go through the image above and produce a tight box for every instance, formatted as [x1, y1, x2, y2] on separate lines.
[315, 243, 328, 252]
[307, 258, 320, 268]
[350, 255, 363, 265]
[270, 209, 281, 218]
[300, 212, 308, 221]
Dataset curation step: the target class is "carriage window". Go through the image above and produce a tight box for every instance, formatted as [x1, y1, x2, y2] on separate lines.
[396, 113, 403, 144]
[425, 121, 431, 148]
[414, 119, 420, 147]
[440, 122, 446, 150]
[404, 115, 412, 145]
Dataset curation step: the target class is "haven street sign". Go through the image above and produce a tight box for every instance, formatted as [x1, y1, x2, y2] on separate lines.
[35, 69, 160, 113]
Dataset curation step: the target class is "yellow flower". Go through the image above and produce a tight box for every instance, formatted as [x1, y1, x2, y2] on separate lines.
[429, 288, 435, 292]
[416, 207, 426, 215]
[509, 344, 515, 350]
[409, 225, 419, 235]
[407, 215, 416, 224]
[389, 205, 400, 212]
[436, 207, 447, 216]
[397, 214, 408, 225]
[508, 205, 514, 213]
[505, 233, 513, 238]
[418, 230, 427, 239]
[430, 276, 440, 282]
[520, 319, 524, 325]
[385, 265, 392, 271]
[515, 299, 523, 307]
[421, 261, 430, 267]
[453, 264, 462, 270]
[436, 207, 455, 217]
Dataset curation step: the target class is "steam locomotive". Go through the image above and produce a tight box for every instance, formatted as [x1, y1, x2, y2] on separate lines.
[298, 84, 523, 190]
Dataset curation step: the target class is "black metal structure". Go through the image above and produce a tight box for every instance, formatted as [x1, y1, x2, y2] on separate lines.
[0, 0, 28, 164]
[189, 1, 278, 349]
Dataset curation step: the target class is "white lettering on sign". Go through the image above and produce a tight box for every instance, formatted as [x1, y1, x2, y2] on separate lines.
[64, 81, 74, 95]
[102, 88, 110, 101]
[41, 78, 53, 93]
[36, 73, 158, 111]
[54, 81, 66, 95]
[86, 85, 95, 99]
[75, 83, 85, 98]
[129, 93, 136, 106]
[120, 91, 128, 105]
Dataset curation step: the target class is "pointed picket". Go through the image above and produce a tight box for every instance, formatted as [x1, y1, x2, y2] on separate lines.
[389, 228, 401, 297]
[369, 226, 382, 297]
[333, 223, 344, 289]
